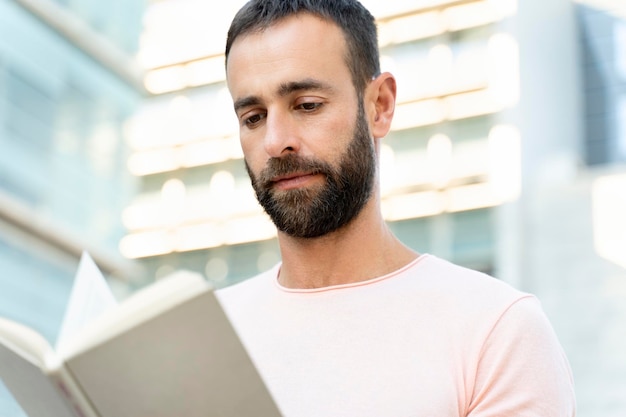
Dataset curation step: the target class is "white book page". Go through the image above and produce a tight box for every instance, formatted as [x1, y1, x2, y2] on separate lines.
[55, 252, 117, 353]
[0, 317, 52, 368]
[60, 270, 209, 359]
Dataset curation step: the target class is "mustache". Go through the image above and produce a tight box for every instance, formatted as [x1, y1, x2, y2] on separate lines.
[256, 154, 331, 188]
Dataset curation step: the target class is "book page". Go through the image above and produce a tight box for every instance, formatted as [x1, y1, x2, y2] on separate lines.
[56, 252, 117, 353]
[0, 317, 51, 369]
[59, 270, 208, 359]
[0, 319, 76, 417]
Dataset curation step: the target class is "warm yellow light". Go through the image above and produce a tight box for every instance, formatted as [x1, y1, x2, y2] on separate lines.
[487, 33, 520, 108]
[209, 170, 235, 194]
[443, 1, 498, 31]
[143, 57, 227, 94]
[120, 212, 279, 258]
[488, 125, 521, 202]
[122, 181, 261, 232]
[185, 56, 226, 87]
[445, 89, 501, 120]
[224, 215, 277, 245]
[144, 66, 187, 94]
[421, 0, 462, 7]
[593, 173, 626, 269]
[392, 99, 445, 131]
[379, 144, 397, 196]
[451, 140, 490, 179]
[119, 231, 173, 259]
[125, 112, 160, 151]
[487, 0, 518, 18]
[453, 49, 490, 92]
[127, 135, 243, 177]
[127, 148, 179, 176]
[361, 0, 445, 19]
[447, 183, 500, 212]
[180, 137, 239, 167]
[379, 11, 445, 46]
[122, 201, 168, 231]
[427, 44, 454, 96]
[205, 257, 230, 284]
[382, 182, 504, 222]
[175, 222, 224, 252]
[161, 179, 187, 227]
[138, 0, 247, 70]
[382, 191, 445, 221]
[126, 90, 241, 176]
[427, 134, 453, 189]
[395, 150, 432, 189]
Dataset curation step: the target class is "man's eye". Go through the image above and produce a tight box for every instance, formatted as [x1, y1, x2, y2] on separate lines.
[297, 102, 322, 111]
[244, 113, 266, 127]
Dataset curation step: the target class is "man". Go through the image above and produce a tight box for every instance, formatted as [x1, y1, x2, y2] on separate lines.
[216, 0, 576, 415]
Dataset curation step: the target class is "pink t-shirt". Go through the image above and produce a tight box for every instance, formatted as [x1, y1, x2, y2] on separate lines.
[217, 254, 576, 416]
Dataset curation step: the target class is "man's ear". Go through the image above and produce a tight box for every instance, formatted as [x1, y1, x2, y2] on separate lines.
[367, 72, 396, 139]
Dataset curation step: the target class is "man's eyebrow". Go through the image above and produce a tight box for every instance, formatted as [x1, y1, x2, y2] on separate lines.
[233, 79, 333, 114]
[233, 96, 262, 114]
[277, 78, 333, 96]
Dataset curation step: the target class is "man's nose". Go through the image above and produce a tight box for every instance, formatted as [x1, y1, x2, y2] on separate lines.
[263, 111, 300, 158]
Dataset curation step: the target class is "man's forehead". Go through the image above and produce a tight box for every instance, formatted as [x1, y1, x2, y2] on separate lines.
[226, 15, 350, 101]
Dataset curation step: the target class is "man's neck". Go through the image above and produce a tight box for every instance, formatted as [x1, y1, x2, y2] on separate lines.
[275, 209, 418, 289]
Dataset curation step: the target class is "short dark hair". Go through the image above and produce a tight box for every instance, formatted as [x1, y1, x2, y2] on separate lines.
[225, 0, 380, 93]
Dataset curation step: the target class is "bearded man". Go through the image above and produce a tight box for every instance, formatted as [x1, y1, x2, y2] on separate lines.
[216, 1, 576, 416]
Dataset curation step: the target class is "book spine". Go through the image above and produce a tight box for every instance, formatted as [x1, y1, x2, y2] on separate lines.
[46, 365, 100, 417]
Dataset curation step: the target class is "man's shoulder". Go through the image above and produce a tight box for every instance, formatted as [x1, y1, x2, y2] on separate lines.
[412, 255, 523, 293]
[410, 254, 534, 314]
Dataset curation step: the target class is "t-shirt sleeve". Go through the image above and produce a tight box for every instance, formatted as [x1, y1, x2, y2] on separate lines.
[467, 296, 576, 417]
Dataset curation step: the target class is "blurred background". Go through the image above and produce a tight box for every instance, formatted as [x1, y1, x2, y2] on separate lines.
[0, 0, 624, 415]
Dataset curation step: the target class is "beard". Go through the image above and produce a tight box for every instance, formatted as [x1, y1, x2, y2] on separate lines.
[246, 102, 376, 239]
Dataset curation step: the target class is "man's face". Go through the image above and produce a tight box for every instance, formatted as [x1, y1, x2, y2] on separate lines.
[226, 14, 377, 238]
[246, 102, 375, 238]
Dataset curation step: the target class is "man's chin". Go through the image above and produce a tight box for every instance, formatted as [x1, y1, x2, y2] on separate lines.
[269, 184, 323, 204]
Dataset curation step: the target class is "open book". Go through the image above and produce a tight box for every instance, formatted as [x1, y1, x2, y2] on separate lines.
[0, 253, 281, 417]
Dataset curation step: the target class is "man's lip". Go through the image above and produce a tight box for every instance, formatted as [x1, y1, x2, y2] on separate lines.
[271, 172, 313, 183]
[269, 172, 320, 189]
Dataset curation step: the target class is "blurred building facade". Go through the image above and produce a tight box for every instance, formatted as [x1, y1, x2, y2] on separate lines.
[515, 1, 626, 414]
[0, 0, 144, 414]
[0, 0, 625, 416]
